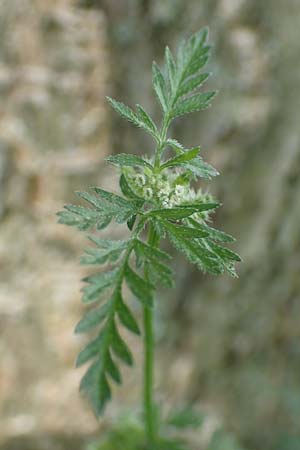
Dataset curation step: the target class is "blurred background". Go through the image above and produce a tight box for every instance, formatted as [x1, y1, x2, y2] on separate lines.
[0, 0, 300, 449]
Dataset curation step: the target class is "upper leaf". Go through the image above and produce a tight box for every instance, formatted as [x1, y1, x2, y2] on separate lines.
[177, 72, 210, 98]
[152, 62, 169, 112]
[106, 96, 159, 140]
[172, 91, 217, 118]
[177, 28, 210, 81]
[163, 139, 219, 179]
[166, 138, 185, 154]
[161, 27, 218, 120]
[136, 104, 158, 136]
[160, 147, 200, 170]
[182, 156, 219, 180]
[165, 46, 177, 94]
[107, 153, 153, 170]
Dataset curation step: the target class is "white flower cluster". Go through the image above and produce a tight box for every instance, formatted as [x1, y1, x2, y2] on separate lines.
[158, 181, 187, 208]
[123, 164, 215, 221]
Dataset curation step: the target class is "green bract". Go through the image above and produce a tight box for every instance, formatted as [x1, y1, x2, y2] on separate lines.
[57, 27, 241, 444]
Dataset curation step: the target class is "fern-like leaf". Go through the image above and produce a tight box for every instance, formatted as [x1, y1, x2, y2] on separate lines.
[106, 96, 159, 141]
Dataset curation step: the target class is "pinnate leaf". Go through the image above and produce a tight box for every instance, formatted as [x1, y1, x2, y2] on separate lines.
[182, 157, 219, 180]
[159, 219, 223, 275]
[179, 202, 220, 212]
[110, 321, 133, 365]
[194, 221, 235, 243]
[134, 239, 174, 288]
[81, 268, 118, 304]
[172, 91, 217, 118]
[107, 153, 153, 169]
[75, 303, 109, 334]
[166, 138, 185, 153]
[152, 62, 169, 112]
[161, 147, 200, 170]
[136, 104, 158, 135]
[79, 361, 111, 416]
[57, 205, 107, 231]
[166, 223, 209, 239]
[125, 264, 154, 307]
[76, 333, 103, 367]
[167, 407, 204, 429]
[106, 96, 158, 139]
[177, 72, 210, 98]
[117, 295, 140, 335]
[105, 351, 122, 384]
[209, 241, 242, 262]
[81, 239, 128, 265]
[165, 46, 177, 93]
[150, 207, 198, 220]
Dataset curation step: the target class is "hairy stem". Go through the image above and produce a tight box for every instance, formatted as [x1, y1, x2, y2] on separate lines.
[143, 223, 159, 446]
[145, 106, 169, 444]
[143, 300, 155, 445]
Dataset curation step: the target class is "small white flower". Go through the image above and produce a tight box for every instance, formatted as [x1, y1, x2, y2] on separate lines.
[156, 179, 169, 190]
[148, 175, 156, 186]
[134, 174, 146, 187]
[169, 194, 180, 206]
[143, 187, 153, 200]
[174, 184, 185, 197]
[157, 185, 172, 199]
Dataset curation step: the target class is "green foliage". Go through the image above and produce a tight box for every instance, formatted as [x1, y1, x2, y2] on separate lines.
[57, 26, 241, 444]
[166, 407, 204, 429]
[207, 430, 245, 450]
[152, 28, 217, 121]
[107, 153, 153, 169]
[57, 188, 142, 231]
[160, 147, 200, 170]
[134, 239, 174, 288]
[125, 263, 154, 307]
[86, 408, 245, 450]
[106, 97, 159, 141]
[87, 423, 188, 450]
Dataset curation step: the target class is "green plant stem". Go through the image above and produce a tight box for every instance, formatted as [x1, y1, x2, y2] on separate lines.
[143, 301, 155, 446]
[143, 223, 159, 447]
[145, 110, 168, 445]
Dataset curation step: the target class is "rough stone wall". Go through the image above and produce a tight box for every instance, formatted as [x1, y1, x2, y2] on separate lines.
[0, 0, 112, 443]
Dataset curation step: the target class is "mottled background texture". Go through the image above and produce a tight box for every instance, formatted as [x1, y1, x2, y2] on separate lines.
[0, 1, 300, 450]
